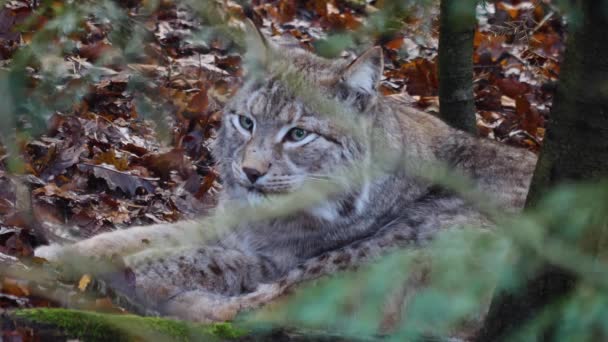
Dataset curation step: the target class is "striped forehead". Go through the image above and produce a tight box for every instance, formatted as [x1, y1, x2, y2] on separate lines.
[245, 79, 304, 123]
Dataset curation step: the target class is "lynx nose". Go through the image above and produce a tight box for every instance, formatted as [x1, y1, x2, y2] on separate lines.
[242, 167, 265, 184]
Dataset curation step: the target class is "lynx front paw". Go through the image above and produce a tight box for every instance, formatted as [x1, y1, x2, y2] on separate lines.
[163, 291, 241, 323]
[34, 244, 65, 262]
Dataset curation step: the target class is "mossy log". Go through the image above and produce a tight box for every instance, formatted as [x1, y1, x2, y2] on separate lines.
[5, 308, 373, 342]
[5, 308, 244, 341]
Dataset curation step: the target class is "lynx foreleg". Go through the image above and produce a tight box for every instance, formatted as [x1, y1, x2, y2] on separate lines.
[178, 203, 492, 324]
[35, 220, 204, 262]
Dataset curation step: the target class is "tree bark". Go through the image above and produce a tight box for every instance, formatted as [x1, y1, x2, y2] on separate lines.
[438, 0, 478, 134]
[476, 1, 608, 341]
[525, 6, 608, 204]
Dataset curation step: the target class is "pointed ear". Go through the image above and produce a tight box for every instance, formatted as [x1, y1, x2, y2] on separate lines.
[341, 47, 384, 95]
[243, 18, 269, 65]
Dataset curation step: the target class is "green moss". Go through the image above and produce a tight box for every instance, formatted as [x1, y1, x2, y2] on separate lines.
[14, 308, 247, 341]
[208, 322, 247, 339]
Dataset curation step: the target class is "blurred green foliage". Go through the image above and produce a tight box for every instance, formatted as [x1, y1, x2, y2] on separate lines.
[241, 182, 608, 341]
[14, 308, 246, 341]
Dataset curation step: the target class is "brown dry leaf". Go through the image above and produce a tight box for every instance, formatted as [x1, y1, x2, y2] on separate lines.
[474, 32, 506, 63]
[79, 41, 113, 62]
[327, 11, 362, 31]
[186, 87, 209, 115]
[518, 95, 541, 136]
[0, 3, 31, 42]
[33, 183, 80, 201]
[304, 0, 327, 17]
[501, 96, 516, 109]
[69, 209, 98, 231]
[215, 55, 241, 73]
[476, 85, 503, 111]
[39, 143, 87, 181]
[530, 32, 563, 58]
[399, 58, 439, 96]
[106, 208, 131, 225]
[0, 198, 14, 215]
[278, 0, 297, 23]
[195, 171, 218, 200]
[122, 143, 150, 157]
[141, 148, 193, 180]
[93, 149, 130, 171]
[78, 274, 92, 292]
[2, 230, 34, 256]
[540, 59, 560, 79]
[2, 277, 30, 297]
[175, 54, 230, 77]
[515, 95, 531, 117]
[417, 96, 440, 109]
[224, 0, 245, 18]
[32, 202, 65, 228]
[385, 37, 404, 51]
[496, 78, 530, 99]
[128, 63, 165, 77]
[78, 163, 158, 196]
[495, 2, 520, 19]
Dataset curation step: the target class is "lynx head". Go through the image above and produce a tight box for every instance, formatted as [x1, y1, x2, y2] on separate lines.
[213, 20, 384, 221]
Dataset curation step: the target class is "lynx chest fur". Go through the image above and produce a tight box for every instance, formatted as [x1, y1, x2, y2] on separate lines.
[35, 21, 537, 323]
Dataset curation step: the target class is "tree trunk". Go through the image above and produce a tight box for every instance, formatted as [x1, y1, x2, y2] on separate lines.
[476, 1, 608, 341]
[438, 0, 478, 134]
[525, 6, 608, 204]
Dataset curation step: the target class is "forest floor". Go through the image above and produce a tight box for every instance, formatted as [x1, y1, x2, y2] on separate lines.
[0, 0, 565, 339]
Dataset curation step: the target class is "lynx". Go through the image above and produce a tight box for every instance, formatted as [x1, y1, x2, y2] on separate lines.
[35, 20, 537, 324]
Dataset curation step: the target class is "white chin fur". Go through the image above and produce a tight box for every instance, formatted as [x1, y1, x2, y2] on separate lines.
[308, 203, 340, 222]
[34, 244, 64, 262]
[246, 191, 267, 206]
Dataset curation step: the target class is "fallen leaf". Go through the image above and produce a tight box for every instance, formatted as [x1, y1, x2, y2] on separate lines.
[40, 143, 87, 181]
[78, 163, 158, 196]
[2, 277, 30, 297]
[93, 149, 130, 171]
[78, 274, 92, 292]
[496, 78, 530, 99]
[186, 87, 209, 115]
[140, 148, 193, 180]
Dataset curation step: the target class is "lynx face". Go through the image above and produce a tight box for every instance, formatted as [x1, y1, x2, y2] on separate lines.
[213, 31, 383, 219]
[218, 78, 358, 206]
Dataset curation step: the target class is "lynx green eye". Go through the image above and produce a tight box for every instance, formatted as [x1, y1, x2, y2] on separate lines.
[287, 127, 308, 142]
[238, 115, 254, 131]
